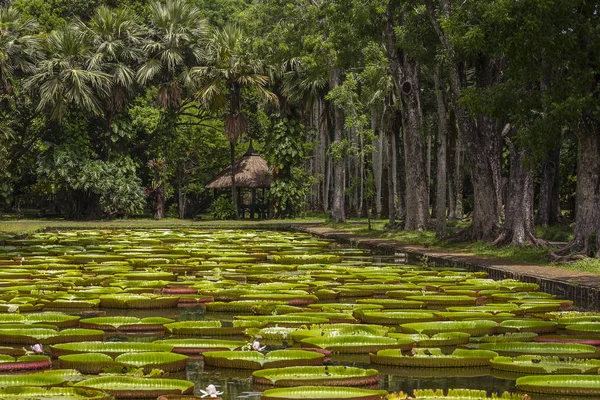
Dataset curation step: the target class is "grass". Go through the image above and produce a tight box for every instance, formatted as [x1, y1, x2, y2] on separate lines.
[0, 216, 324, 236]
[324, 220, 600, 275]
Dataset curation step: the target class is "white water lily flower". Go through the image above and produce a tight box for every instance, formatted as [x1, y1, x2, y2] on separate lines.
[200, 384, 223, 398]
[30, 344, 43, 353]
[251, 340, 266, 351]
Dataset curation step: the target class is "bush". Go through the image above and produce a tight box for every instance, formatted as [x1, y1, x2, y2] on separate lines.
[209, 195, 236, 220]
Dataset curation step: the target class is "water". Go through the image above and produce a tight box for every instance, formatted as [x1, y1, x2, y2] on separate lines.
[0, 229, 589, 399]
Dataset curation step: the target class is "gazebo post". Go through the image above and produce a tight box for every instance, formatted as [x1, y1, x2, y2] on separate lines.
[251, 188, 257, 219]
[262, 188, 267, 219]
[237, 189, 243, 219]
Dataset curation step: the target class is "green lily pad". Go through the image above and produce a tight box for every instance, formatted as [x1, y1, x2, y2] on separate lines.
[491, 355, 600, 374]
[74, 376, 194, 398]
[370, 348, 498, 367]
[300, 336, 413, 354]
[203, 350, 325, 370]
[516, 375, 600, 396]
[253, 366, 379, 387]
[260, 386, 387, 400]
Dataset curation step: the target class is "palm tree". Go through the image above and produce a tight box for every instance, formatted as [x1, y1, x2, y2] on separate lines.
[0, 7, 39, 94]
[80, 6, 143, 126]
[25, 25, 112, 121]
[192, 24, 277, 218]
[137, 0, 208, 109]
[0, 6, 39, 138]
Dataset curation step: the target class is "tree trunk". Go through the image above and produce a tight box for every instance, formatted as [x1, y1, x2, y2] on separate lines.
[387, 127, 396, 227]
[230, 141, 238, 219]
[536, 144, 562, 226]
[434, 62, 448, 238]
[447, 111, 463, 220]
[329, 67, 346, 222]
[395, 116, 406, 221]
[551, 121, 600, 259]
[371, 108, 383, 218]
[494, 130, 543, 247]
[399, 56, 430, 230]
[383, 5, 429, 230]
[462, 121, 502, 240]
[425, 0, 501, 240]
[153, 185, 165, 220]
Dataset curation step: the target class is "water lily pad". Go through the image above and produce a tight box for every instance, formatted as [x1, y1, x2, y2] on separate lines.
[478, 342, 599, 358]
[203, 350, 325, 369]
[153, 339, 246, 354]
[300, 336, 413, 354]
[370, 348, 498, 368]
[253, 366, 379, 387]
[491, 355, 600, 374]
[516, 375, 600, 396]
[401, 320, 498, 336]
[0, 387, 110, 399]
[74, 376, 194, 398]
[261, 386, 386, 400]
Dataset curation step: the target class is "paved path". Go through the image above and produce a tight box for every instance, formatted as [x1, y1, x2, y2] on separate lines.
[291, 224, 600, 310]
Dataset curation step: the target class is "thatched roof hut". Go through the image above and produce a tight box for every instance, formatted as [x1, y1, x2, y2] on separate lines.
[205, 145, 272, 189]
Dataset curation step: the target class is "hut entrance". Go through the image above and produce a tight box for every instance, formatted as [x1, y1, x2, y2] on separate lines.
[205, 143, 272, 219]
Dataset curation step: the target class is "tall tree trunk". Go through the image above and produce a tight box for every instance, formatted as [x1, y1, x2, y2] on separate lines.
[447, 111, 463, 220]
[434, 62, 448, 238]
[329, 67, 345, 222]
[425, 0, 501, 240]
[536, 144, 562, 226]
[384, 5, 429, 230]
[494, 129, 543, 247]
[230, 141, 238, 219]
[551, 121, 600, 259]
[371, 109, 383, 217]
[395, 117, 406, 221]
[153, 185, 165, 220]
[399, 56, 430, 230]
[387, 126, 396, 227]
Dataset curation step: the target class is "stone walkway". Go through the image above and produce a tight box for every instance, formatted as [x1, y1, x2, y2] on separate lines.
[291, 224, 600, 310]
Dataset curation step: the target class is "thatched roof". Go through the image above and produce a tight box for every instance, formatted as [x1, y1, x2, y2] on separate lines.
[205, 145, 272, 189]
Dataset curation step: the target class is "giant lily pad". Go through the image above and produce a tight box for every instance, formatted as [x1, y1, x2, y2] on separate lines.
[74, 376, 194, 398]
[491, 355, 600, 374]
[300, 336, 413, 354]
[477, 342, 599, 358]
[370, 348, 498, 368]
[50, 341, 173, 357]
[79, 316, 174, 332]
[253, 366, 379, 387]
[516, 375, 600, 396]
[260, 386, 386, 400]
[401, 320, 498, 336]
[202, 350, 325, 369]
[0, 387, 110, 399]
[153, 339, 246, 354]
[409, 389, 525, 399]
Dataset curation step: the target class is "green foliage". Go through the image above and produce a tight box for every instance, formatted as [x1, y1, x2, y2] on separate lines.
[209, 195, 236, 220]
[37, 145, 145, 217]
[264, 118, 311, 218]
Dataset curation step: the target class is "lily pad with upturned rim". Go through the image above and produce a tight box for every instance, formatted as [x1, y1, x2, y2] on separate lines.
[74, 376, 194, 398]
[253, 366, 379, 387]
[202, 350, 325, 370]
[260, 386, 387, 400]
[516, 375, 600, 396]
[300, 336, 413, 354]
[370, 348, 498, 368]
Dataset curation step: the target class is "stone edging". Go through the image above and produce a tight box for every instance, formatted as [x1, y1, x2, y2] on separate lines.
[290, 224, 600, 311]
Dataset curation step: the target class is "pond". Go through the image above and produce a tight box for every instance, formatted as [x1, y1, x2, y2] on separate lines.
[0, 229, 597, 399]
